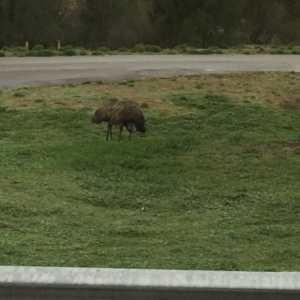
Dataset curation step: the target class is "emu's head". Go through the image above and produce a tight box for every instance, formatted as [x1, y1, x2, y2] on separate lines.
[135, 115, 147, 134]
[91, 109, 103, 124]
[136, 123, 146, 134]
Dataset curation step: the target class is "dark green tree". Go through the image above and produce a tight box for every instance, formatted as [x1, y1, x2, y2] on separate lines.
[241, 0, 278, 43]
[80, 0, 119, 47]
[150, 0, 245, 47]
[2, 0, 62, 47]
[276, 0, 300, 43]
[80, 0, 150, 48]
[0, 0, 3, 47]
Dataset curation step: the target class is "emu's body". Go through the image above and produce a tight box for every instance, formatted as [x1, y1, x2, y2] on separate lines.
[91, 101, 146, 141]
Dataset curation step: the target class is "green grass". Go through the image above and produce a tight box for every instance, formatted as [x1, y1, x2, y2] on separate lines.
[1, 83, 300, 271]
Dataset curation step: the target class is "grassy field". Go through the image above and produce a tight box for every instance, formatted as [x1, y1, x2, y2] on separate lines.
[1, 72, 300, 271]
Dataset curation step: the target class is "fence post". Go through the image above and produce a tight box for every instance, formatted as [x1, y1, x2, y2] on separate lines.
[25, 41, 29, 50]
[57, 40, 61, 50]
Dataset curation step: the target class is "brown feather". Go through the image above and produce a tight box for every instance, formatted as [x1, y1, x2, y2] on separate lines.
[91, 100, 147, 141]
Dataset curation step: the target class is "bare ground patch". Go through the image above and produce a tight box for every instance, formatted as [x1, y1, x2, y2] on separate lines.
[283, 142, 300, 151]
[2, 72, 300, 113]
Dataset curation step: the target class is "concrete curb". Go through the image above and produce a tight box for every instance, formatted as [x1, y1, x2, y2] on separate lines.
[1, 266, 300, 299]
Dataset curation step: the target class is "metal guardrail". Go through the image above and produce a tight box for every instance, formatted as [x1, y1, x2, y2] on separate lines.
[0, 266, 299, 300]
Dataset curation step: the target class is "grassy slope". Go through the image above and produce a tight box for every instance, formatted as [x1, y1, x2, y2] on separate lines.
[1, 73, 300, 271]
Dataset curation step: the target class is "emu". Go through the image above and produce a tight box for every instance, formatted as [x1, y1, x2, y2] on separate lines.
[91, 100, 146, 141]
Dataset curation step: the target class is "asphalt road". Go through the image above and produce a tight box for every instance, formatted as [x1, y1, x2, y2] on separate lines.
[0, 54, 300, 90]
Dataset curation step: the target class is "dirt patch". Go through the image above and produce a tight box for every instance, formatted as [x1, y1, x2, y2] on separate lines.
[283, 142, 300, 151]
[69, 102, 86, 109]
[235, 145, 248, 151]
[234, 144, 273, 155]
[3, 72, 300, 113]
[78, 80, 184, 113]
[279, 96, 300, 111]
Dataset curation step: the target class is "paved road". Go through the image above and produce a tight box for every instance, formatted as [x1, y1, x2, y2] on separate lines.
[0, 54, 300, 90]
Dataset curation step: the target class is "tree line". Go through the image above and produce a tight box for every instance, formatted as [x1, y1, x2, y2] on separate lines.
[1, 0, 300, 49]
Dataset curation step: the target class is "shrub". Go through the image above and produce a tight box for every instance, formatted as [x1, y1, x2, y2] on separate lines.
[62, 49, 77, 56]
[32, 44, 44, 51]
[13, 46, 28, 52]
[75, 47, 86, 51]
[188, 48, 215, 54]
[187, 49, 200, 54]
[199, 48, 214, 54]
[97, 47, 109, 53]
[276, 49, 288, 54]
[0, 51, 5, 57]
[37, 49, 57, 56]
[79, 50, 88, 56]
[118, 47, 129, 52]
[291, 50, 300, 54]
[59, 45, 74, 52]
[12, 52, 26, 57]
[25, 50, 37, 56]
[145, 44, 162, 52]
[25, 51, 37, 57]
[91, 50, 104, 56]
[174, 44, 189, 52]
[167, 49, 178, 54]
[2, 46, 10, 51]
[131, 44, 145, 53]
[215, 49, 223, 54]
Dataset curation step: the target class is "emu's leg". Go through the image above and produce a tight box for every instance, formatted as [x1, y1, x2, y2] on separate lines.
[119, 125, 123, 142]
[109, 124, 113, 140]
[106, 124, 112, 141]
[106, 124, 110, 141]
